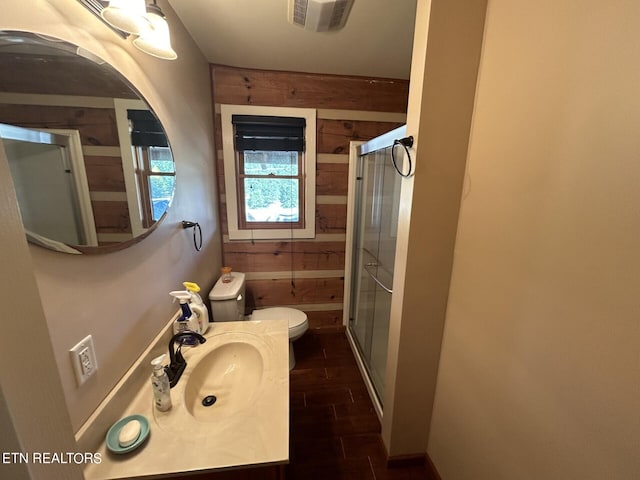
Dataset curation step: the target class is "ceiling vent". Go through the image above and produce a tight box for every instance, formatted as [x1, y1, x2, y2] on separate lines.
[288, 0, 355, 32]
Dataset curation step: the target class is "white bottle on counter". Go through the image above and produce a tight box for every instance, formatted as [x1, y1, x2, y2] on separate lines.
[169, 290, 200, 343]
[183, 282, 210, 334]
[150, 354, 172, 412]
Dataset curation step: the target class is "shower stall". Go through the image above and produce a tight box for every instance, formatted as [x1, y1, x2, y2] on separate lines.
[345, 126, 406, 418]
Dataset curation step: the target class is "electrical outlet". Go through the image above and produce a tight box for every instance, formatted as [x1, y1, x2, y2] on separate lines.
[70, 335, 97, 387]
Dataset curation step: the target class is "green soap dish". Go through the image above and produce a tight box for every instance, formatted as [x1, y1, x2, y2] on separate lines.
[105, 414, 150, 454]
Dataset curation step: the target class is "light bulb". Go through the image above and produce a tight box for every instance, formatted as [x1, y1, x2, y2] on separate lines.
[133, 8, 177, 60]
[100, 0, 150, 35]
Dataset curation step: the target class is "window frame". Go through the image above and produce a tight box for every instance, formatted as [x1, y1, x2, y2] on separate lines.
[221, 104, 316, 240]
[133, 145, 175, 228]
[236, 150, 305, 230]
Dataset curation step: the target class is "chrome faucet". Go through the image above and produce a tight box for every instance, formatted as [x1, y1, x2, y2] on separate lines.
[166, 331, 206, 388]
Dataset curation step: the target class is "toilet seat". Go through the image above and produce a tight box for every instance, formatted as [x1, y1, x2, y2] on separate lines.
[251, 307, 308, 337]
[252, 307, 308, 370]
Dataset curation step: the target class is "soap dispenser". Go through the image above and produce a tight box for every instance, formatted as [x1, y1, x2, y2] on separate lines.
[150, 354, 172, 411]
[183, 281, 210, 334]
[169, 291, 200, 344]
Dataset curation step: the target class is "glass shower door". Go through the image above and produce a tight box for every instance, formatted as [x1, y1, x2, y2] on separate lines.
[349, 138, 402, 404]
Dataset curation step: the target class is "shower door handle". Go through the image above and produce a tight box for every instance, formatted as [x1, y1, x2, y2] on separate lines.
[364, 263, 393, 294]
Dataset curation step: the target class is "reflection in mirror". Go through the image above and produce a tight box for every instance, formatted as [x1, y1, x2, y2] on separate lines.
[0, 31, 175, 254]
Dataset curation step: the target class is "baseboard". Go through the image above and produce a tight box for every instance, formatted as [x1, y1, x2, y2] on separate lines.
[386, 453, 426, 468]
[425, 453, 442, 480]
[386, 452, 441, 480]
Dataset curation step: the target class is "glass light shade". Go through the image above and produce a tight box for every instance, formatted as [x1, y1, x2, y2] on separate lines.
[100, 0, 150, 35]
[133, 12, 177, 60]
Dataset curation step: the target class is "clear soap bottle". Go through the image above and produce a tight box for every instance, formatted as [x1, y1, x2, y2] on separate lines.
[150, 354, 172, 412]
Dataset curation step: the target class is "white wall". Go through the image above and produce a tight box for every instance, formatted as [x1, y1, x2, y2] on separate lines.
[382, 0, 487, 457]
[428, 0, 640, 478]
[1, 0, 221, 432]
[0, 386, 30, 480]
[0, 139, 82, 479]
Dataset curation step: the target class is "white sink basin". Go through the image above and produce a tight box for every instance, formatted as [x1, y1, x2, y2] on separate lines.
[83, 320, 290, 480]
[183, 340, 265, 421]
[152, 328, 275, 431]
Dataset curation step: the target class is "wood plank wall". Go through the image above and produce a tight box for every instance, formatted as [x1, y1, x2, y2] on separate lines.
[0, 101, 132, 244]
[211, 65, 409, 331]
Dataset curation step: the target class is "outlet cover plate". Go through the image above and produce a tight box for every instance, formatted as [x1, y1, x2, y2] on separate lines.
[70, 334, 98, 387]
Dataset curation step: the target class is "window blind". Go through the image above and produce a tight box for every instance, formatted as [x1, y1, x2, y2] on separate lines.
[127, 110, 168, 147]
[232, 115, 305, 152]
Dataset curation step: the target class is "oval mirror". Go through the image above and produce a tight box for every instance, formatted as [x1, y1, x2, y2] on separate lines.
[0, 31, 175, 254]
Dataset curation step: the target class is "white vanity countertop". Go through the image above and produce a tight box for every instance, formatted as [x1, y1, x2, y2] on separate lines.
[83, 319, 289, 480]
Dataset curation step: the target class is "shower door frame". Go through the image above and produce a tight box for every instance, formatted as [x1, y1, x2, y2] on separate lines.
[343, 125, 406, 421]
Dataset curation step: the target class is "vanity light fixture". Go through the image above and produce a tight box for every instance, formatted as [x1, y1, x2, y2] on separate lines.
[100, 0, 150, 35]
[133, 0, 178, 60]
[77, 0, 177, 60]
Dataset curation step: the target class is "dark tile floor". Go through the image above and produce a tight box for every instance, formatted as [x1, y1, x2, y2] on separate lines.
[287, 330, 435, 480]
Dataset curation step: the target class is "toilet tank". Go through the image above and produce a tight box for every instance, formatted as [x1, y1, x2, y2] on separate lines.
[208, 272, 246, 322]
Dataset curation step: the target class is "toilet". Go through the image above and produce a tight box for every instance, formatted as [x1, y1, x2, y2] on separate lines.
[208, 271, 308, 370]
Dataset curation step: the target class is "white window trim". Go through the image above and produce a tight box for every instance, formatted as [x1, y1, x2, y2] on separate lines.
[221, 104, 316, 240]
[114, 98, 150, 238]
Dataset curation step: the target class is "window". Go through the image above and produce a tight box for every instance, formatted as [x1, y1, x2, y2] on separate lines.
[221, 105, 316, 240]
[133, 145, 175, 227]
[128, 110, 175, 228]
[238, 150, 303, 228]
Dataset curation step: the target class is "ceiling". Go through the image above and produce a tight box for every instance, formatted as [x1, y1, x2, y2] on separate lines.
[167, 0, 417, 80]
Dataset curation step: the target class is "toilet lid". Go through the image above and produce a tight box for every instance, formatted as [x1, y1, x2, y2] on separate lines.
[252, 307, 307, 329]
